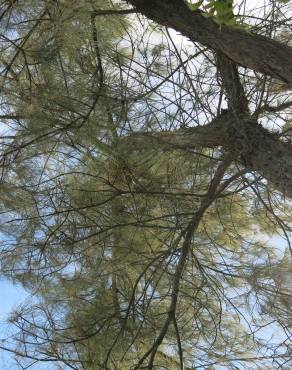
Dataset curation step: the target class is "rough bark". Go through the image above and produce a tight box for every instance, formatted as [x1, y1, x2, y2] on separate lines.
[120, 0, 292, 198]
[124, 0, 292, 84]
[122, 113, 292, 198]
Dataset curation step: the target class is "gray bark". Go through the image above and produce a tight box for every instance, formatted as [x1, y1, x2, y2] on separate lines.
[124, 0, 292, 84]
[121, 0, 292, 198]
[122, 113, 292, 198]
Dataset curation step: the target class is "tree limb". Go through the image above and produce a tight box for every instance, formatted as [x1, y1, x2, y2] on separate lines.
[123, 0, 292, 84]
[121, 113, 292, 198]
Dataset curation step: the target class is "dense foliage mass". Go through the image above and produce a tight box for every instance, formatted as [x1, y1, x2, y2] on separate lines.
[0, 0, 291, 369]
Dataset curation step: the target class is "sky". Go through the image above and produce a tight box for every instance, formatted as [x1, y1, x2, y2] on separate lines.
[0, 278, 27, 322]
[0, 0, 290, 369]
[0, 278, 28, 370]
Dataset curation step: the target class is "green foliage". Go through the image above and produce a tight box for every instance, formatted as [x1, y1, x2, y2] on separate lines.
[187, 0, 291, 24]
[186, 0, 204, 11]
[0, 0, 291, 369]
[186, 0, 246, 27]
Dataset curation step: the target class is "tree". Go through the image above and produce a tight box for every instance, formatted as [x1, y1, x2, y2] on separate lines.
[0, 0, 291, 369]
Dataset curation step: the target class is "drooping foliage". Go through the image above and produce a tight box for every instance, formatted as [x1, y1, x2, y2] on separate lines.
[0, 1, 291, 369]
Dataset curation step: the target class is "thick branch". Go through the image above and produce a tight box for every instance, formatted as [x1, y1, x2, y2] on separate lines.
[119, 1, 292, 196]
[120, 124, 224, 152]
[122, 113, 292, 198]
[124, 0, 292, 84]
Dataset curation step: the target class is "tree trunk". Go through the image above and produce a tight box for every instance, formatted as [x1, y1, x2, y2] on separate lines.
[124, 0, 292, 84]
[121, 0, 292, 198]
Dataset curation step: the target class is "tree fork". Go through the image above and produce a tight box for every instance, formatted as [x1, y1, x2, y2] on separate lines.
[122, 113, 292, 198]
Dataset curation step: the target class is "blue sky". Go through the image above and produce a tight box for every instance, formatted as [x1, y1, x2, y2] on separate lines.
[0, 278, 27, 320]
[0, 278, 28, 369]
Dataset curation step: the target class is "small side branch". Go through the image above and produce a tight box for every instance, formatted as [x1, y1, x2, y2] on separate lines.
[216, 51, 249, 115]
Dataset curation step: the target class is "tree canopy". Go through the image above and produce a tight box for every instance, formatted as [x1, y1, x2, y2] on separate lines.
[0, 0, 291, 369]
